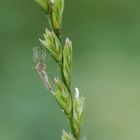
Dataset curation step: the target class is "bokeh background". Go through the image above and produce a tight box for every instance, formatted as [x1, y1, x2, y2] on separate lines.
[0, 0, 140, 140]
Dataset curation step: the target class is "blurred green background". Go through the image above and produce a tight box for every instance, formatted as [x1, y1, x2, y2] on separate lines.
[0, 0, 140, 140]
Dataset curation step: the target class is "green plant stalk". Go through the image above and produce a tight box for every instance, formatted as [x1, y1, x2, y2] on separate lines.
[34, 0, 85, 140]
[51, 17, 78, 138]
[44, 20, 79, 138]
[48, 23, 80, 139]
[48, 15, 53, 31]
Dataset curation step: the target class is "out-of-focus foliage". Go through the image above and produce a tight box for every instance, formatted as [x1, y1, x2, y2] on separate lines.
[0, 0, 140, 140]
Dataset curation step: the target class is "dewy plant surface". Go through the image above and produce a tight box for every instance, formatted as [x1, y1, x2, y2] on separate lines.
[33, 0, 85, 140]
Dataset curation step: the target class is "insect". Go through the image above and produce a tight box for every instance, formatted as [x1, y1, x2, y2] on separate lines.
[33, 46, 51, 90]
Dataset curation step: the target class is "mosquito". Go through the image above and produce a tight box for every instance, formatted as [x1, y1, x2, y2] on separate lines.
[33, 46, 52, 91]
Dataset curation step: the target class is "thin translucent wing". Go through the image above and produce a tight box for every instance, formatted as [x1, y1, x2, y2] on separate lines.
[33, 46, 47, 63]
